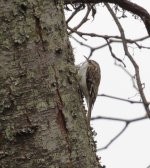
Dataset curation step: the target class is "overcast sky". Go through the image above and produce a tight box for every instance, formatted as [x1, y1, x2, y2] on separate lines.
[65, 1, 150, 168]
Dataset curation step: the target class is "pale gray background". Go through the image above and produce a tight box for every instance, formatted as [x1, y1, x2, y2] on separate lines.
[65, 1, 150, 167]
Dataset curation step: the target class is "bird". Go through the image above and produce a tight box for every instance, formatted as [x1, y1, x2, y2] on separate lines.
[78, 59, 101, 128]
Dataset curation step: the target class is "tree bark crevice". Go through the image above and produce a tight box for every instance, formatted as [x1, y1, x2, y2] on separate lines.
[0, 1, 102, 167]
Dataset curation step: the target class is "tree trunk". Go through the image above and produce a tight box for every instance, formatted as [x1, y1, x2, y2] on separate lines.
[0, 1, 102, 168]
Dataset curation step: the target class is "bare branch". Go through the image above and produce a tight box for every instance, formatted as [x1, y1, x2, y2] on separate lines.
[66, 1, 150, 153]
[64, 0, 150, 36]
[68, 5, 92, 35]
[105, 38, 126, 67]
[92, 115, 147, 150]
[69, 30, 150, 50]
[98, 123, 129, 151]
[66, 4, 85, 24]
[91, 115, 147, 122]
[71, 33, 150, 61]
[98, 93, 146, 104]
[114, 62, 138, 91]
[105, 3, 150, 118]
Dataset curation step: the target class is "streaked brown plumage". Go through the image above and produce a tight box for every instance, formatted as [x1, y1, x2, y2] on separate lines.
[78, 59, 101, 128]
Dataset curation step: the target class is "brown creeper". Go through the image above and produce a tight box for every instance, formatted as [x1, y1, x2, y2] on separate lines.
[78, 59, 101, 127]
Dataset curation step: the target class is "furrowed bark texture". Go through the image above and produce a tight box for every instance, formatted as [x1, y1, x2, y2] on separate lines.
[0, 1, 101, 168]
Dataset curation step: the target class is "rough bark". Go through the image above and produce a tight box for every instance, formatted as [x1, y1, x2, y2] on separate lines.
[0, 0, 102, 168]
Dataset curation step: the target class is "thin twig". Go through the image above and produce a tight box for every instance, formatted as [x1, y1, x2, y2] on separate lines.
[105, 3, 150, 118]
[98, 123, 129, 151]
[66, 4, 85, 24]
[68, 5, 92, 35]
[105, 38, 126, 67]
[93, 115, 147, 150]
[91, 115, 147, 122]
[114, 62, 138, 91]
[98, 94, 146, 104]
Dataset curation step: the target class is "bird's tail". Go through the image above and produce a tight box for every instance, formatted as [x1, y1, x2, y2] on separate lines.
[87, 102, 92, 129]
